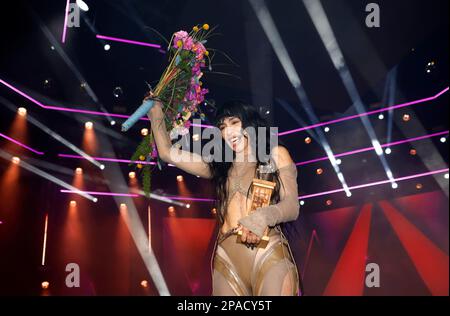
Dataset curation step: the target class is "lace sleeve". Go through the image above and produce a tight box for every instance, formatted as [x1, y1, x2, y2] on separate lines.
[238, 162, 300, 237]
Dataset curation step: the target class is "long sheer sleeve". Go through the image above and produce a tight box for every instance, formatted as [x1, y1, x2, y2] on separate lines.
[147, 102, 212, 179]
[238, 160, 300, 237]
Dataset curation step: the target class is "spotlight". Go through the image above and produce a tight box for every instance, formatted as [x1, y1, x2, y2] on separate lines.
[50, 45, 55, 50]
[110, 120, 116, 126]
[100, 164, 105, 170]
[43, 78, 52, 89]
[265, 110, 271, 115]
[416, 183, 423, 190]
[70, 200, 77, 207]
[140, 280, 148, 288]
[336, 159, 342, 165]
[120, 203, 127, 209]
[85, 121, 93, 130]
[104, 44, 111, 51]
[316, 168, 323, 175]
[425, 61, 436, 74]
[141, 128, 149, 136]
[193, 134, 200, 141]
[410, 149, 417, 156]
[93, 198, 98, 203]
[300, 200, 305, 206]
[392, 182, 399, 189]
[113, 87, 123, 98]
[304, 137, 312, 144]
[346, 191, 352, 197]
[385, 148, 392, 155]
[129, 171, 136, 179]
[18, 107, 27, 116]
[378, 114, 384, 120]
[444, 173, 449, 180]
[186, 204, 191, 209]
[402, 114, 411, 122]
[326, 199, 333, 206]
[41, 281, 50, 289]
[176, 175, 184, 182]
[440, 137, 447, 143]
[324, 127, 330, 133]
[75, 167, 83, 175]
[76, 0, 89, 11]
[168, 206, 175, 213]
[12, 156, 20, 165]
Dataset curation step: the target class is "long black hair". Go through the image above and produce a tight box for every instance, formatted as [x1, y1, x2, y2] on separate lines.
[208, 100, 286, 225]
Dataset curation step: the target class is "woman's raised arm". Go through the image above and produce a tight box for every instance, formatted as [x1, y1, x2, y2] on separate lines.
[147, 100, 212, 179]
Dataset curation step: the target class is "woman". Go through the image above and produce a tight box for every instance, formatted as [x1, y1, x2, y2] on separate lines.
[147, 99, 301, 296]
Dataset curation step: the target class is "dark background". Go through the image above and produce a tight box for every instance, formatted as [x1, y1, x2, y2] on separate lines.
[0, 0, 448, 295]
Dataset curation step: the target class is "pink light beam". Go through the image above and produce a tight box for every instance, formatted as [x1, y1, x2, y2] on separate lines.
[279, 87, 449, 136]
[0, 78, 447, 133]
[299, 168, 449, 200]
[96, 35, 161, 49]
[0, 132, 44, 155]
[60, 189, 139, 197]
[61, 0, 70, 43]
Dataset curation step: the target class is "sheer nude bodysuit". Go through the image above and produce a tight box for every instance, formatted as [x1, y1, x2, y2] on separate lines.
[147, 103, 301, 296]
[211, 160, 301, 296]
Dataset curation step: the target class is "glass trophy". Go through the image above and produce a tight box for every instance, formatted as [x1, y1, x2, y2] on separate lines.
[237, 163, 277, 249]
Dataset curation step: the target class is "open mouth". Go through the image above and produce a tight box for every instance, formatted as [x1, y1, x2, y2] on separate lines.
[228, 135, 243, 148]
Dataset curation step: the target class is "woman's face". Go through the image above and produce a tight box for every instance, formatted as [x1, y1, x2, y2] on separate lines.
[218, 116, 248, 153]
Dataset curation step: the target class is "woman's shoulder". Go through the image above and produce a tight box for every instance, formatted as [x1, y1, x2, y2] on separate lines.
[270, 145, 295, 170]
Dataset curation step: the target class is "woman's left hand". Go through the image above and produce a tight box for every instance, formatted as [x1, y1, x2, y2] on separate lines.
[238, 224, 261, 248]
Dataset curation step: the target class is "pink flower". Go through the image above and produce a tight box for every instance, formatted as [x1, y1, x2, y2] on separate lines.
[183, 37, 194, 50]
[192, 64, 201, 74]
[174, 30, 188, 40]
[173, 30, 190, 48]
[196, 42, 206, 53]
[151, 146, 158, 158]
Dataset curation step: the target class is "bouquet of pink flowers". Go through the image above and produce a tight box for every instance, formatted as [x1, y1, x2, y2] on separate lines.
[124, 24, 214, 195]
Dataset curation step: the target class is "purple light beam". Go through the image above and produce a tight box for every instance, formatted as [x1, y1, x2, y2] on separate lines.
[0, 78, 446, 133]
[96, 35, 161, 49]
[296, 131, 449, 166]
[60, 189, 139, 197]
[57, 169, 448, 202]
[58, 153, 158, 165]
[164, 196, 216, 202]
[61, 0, 70, 43]
[159, 168, 449, 202]
[0, 78, 208, 127]
[0, 132, 44, 155]
[278, 87, 449, 136]
[58, 131, 448, 168]
[298, 168, 449, 200]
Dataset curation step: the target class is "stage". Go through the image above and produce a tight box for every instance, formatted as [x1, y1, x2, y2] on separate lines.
[0, 0, 448, 297]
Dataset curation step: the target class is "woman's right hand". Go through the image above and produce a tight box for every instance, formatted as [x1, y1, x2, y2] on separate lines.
[145, 92, 163, 116]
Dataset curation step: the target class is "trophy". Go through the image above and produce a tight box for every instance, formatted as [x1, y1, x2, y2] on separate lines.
[237, 164, 277, 249]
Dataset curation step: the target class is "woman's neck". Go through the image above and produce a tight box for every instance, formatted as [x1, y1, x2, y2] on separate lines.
[234, 142, 257, 163]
